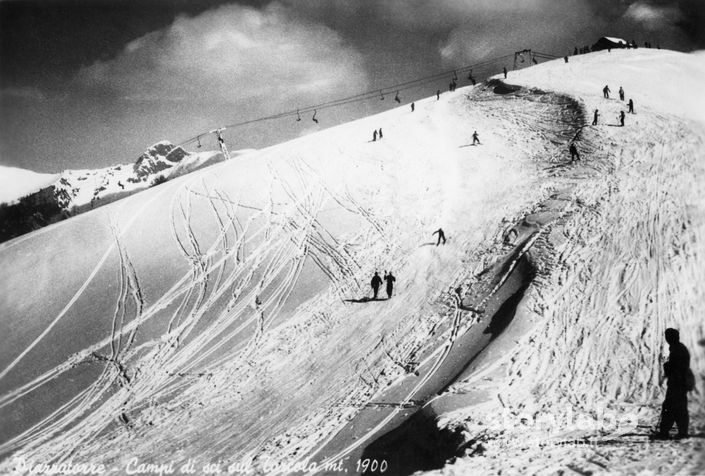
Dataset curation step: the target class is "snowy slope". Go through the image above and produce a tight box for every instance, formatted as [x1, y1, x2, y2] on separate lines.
[0, 49, 703, 476]
[0, 166, 59, 204]
[421, 49, 705, 475]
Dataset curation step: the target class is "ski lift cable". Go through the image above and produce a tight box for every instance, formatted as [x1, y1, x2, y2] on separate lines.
[178, 54, 515, 146]
[177, 52, 531, 147]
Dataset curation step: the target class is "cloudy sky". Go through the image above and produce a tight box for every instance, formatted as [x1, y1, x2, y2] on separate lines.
[1, 0, 703, 172]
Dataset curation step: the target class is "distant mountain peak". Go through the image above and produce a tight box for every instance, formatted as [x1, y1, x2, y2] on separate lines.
[132, 141, 189, 181]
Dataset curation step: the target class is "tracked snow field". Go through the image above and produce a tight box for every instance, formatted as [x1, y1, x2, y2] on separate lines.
[0, 49, 704, 475]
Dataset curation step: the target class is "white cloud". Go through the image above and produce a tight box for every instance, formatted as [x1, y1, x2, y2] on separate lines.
[74, 2, 368, 106]
[623, 2, 681, 29]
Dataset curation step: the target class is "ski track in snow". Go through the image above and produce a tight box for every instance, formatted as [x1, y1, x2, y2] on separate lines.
[1, 50, 704, 475]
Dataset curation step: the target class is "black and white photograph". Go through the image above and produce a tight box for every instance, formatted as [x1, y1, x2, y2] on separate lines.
[1, 1, 704, 474]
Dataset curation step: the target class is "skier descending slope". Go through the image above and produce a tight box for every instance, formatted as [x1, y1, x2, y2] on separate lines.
[472, 131, 481, 145]
[432, 228, 446, 245]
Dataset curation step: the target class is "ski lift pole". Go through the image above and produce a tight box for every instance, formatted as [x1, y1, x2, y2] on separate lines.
[210, 127, 231, 160]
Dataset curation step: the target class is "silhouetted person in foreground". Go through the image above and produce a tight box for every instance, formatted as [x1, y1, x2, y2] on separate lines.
[379, 128, 383, 139]
[432, 228, 446, 246]
[569, 143, 580, 162]
[619, 86, 625, 101]
[371, 271, 383, 300]
[503, 67, 507, 79]
[619, 110, 625, 127]
[592, 109, 600, 126]
[653, 328, 692, 440]
[603, 85, 611, 98]
[628, 99, 635, 114]
[411, 102, 415, 112]
[373, 130, 377, 142]
[383, 271, 395, 299]
[472, 131, 481, 145]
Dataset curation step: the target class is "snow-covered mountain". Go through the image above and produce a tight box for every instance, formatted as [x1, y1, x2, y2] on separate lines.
[50, 141, 224, 212]
[0, 142, 230, 243]
[0, 49, 703, 476]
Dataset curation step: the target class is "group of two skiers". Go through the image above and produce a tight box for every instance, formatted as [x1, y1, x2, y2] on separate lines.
[370, 271, 395, 300]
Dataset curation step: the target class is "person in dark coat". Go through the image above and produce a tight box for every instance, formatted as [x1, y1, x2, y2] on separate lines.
[592, 109, 600, 126]
[383, 271, 396, 299]
[472, 131, 481, 145]
[619, 110, 626, 126]
[437, 89, 441, 100]
[603, 85, 611, 98]
[628, 99, 635, 114]
[373, 130, 377, 142]
[569, 143, 580, 162]
[619, 86, 625, 101]
[654, 328, 691, 439]
[371, 271, 383, 300]
[503, 67, 507, 79]
[411, 102, 415, 112]
[432, 228, 446, 246]
[379, 128, 383, 139]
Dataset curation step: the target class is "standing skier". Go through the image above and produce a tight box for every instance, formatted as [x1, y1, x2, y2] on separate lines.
[628, 99, 635, 114]
[383, 271, 396, 299]
[603, 85, 611, 98]
[592, 109, 600, 126]
[619, 110, 626, 127]
[652, 328, 693, 439]
[569, 143, 580, 162]
[619, 86, 625, 101]
[503, 67, 507, 79]
[379, 128, 383, 140]
[371, 271, 383, 300]
[411, 102, 415, 112]
[373, 129, 377, 142]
